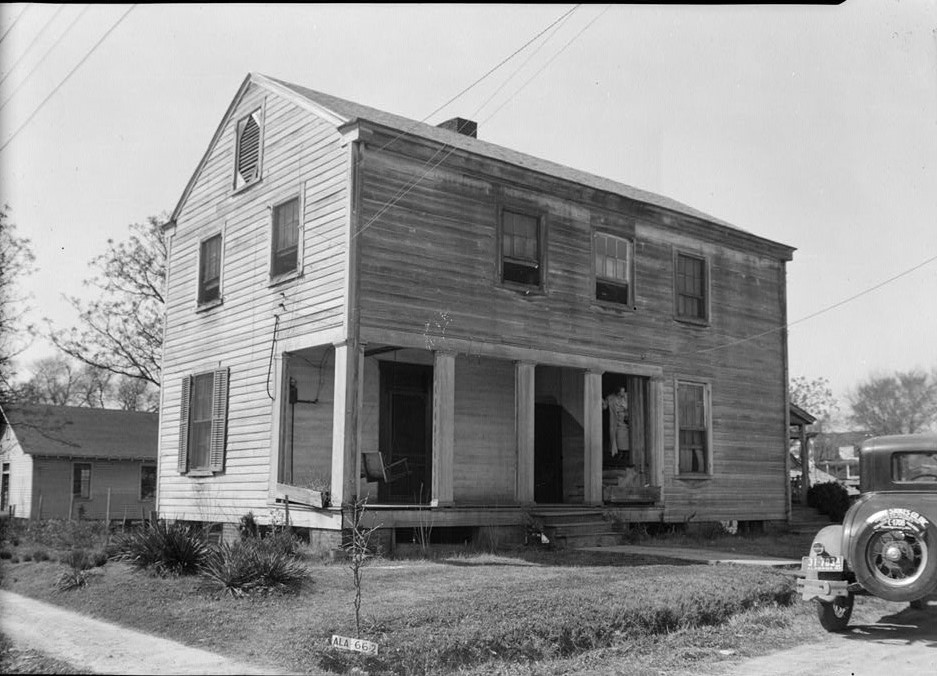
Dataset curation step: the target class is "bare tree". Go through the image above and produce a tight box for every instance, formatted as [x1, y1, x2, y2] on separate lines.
[18, 356, 112, 407]
[849, 369, 937, 435]
[114, 375, 159, 412]
[50, 216, 166, 388]
[0, 204, 36, 405]
[790, 375, 839, 425]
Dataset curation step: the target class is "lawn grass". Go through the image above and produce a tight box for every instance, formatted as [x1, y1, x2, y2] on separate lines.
[2, 546, 806, 675]
[3, 520, 893, 675]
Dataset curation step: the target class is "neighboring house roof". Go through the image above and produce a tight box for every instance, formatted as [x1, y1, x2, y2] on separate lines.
[0, 404, 157, 461]
[790, 403, 817, 427]
[170, 73, 795, 259]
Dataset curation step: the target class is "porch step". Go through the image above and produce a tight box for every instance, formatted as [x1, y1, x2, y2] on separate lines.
[530, 509, 625, 549]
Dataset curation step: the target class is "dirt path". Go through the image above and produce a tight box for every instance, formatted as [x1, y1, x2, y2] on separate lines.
[705, 602, 937, 676]
[0, 590, 284, 675]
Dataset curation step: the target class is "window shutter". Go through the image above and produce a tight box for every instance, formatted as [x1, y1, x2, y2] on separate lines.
[177, 376, 192, 473]
[236, 113, 261, 184]
[209, 368, 229, 472]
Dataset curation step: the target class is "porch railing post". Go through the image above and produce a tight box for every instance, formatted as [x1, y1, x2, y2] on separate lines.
[583, 370, 604, 505]
[515, 361, 535, 504]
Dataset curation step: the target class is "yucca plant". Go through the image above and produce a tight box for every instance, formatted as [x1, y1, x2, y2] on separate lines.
[109, 520, 209, 576]
[201, 538, 308, 597]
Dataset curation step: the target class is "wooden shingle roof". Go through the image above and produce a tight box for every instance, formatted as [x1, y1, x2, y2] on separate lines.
[1, 404, 157, 461]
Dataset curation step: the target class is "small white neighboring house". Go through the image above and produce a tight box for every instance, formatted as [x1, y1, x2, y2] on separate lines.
[0, 404, 159, 520]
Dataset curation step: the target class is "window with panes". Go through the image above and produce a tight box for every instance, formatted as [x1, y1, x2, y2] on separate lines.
[677, 382, 709, 474]
[198, 234, 222, 304]
[501, 209, 541, 286]
[271, 197, 300, 277]
[73, 463, 91, 498]
[675, 253, 707, 320]
[595, 232, 633, 305]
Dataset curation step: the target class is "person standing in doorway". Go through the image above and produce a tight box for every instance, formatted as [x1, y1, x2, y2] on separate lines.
[603, 386, 630, 460]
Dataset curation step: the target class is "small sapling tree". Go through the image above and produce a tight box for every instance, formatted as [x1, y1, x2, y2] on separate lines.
[343, 496, 379, 638]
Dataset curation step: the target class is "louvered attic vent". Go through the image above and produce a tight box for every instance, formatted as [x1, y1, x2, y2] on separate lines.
[235, 110, 262, 189]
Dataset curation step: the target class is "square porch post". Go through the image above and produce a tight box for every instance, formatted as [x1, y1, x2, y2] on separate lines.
[515, 361, 535, 504]
[583, 370, 603, 505]
[330, 341, 362, 506]
[432, 351, 455, 506]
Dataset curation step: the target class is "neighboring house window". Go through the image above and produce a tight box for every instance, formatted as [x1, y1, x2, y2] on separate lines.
[198, 234, 222, 304]
[234, 109, 263, 190]
[501, 209, 542, 287]
[271, 197, 300, 277]
[1, 463, 9, 511]
[73, 463, 92, 499]
[676, 381, 711, 475]
[178, 368, 230, 474]
[674, 252, 708, 322]
[140, 464, 157, 500]
[594, 232, 633, 306]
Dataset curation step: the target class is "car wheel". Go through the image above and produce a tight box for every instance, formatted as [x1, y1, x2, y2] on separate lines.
[817, 593, 854, 632]
[852, 513, 937, 603]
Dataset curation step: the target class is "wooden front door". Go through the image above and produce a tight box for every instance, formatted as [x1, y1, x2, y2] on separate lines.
[379, 362, 432, 504]
[535, 403, 564, 504]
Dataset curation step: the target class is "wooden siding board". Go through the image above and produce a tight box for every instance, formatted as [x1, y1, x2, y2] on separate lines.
[159, 81, 349, 525]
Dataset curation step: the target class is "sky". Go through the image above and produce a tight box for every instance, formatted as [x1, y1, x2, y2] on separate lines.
[1, 2, 935, 410]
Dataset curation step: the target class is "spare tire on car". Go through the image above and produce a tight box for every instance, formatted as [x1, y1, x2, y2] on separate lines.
[850, 508, 937, 603]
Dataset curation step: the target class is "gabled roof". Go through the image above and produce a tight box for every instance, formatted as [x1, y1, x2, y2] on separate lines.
[169, 73, 794, 259]
[1, 405, 157, 461]
[789, 403, 817, 427]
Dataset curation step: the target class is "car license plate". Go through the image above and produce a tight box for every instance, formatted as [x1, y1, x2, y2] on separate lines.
[801, 555, 844, 572]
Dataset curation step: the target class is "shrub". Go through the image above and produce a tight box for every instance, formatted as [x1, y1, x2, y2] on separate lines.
[238, 512, 259, 539]
[201, 538, 309, 597]
[56, 548, 94, 592]
[109, 521, 209, 575]
[0, 549, 12, 560]
[31, 548, 51, 562]
[20, 552, 32, 562]
[807, 481, 851, 522]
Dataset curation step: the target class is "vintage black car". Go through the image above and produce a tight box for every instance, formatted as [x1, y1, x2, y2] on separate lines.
[797, 434, 937, 631]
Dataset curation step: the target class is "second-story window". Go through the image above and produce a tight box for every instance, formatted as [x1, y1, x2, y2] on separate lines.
[501, 209, 541, 287]
[675, 252, 708, 322]
[234, 109, 263, 190]
[595, 232, 633, 306]
[271, 197, 300, 277]
[198, 234, 222, 305]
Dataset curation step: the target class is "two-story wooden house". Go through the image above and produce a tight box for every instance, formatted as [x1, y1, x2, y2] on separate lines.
[158, 73, 795, 546]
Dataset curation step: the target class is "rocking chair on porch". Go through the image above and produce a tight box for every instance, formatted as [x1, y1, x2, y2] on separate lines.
[361, 452, 410, 484]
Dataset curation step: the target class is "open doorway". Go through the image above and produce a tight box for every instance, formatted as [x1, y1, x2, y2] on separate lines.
[602, 373, 654, 502]
[379, 361, 432, 504]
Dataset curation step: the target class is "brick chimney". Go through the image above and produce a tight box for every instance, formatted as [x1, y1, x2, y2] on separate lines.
[436, 117, 477, 138]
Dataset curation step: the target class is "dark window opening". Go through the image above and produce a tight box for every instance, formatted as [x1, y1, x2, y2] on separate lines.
[676, 253, 706, 320]
[188, 372, 214, 471]
[501, 210, 541, 286]
[678, 382, 708, 474]
[140, 465, 157, 500]
[272, 197, 300, 276]
[595, 232, 633, 305]
[73, 463, 91, 499]
[198, 234, 222, 304]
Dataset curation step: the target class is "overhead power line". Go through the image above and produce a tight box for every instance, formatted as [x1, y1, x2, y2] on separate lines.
[0, 4, 31, 45]
[688, 251, 937, 356]
[375, 4, 582, 155]
[0, 4, 68, 88]
[356, 6, 600, 242]
[0, 5, 136, 154]
[0, 6, 91, 113]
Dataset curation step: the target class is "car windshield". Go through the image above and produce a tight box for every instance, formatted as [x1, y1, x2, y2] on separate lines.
[892, 452, 937, 482]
